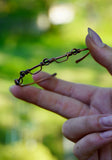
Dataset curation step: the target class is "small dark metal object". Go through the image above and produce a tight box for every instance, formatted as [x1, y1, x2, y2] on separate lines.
[15, 48, 90, 87]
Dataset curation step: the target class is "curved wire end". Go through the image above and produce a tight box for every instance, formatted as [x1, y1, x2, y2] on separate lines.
[19, 73, 57, 87]
[75, 51, 90, 63]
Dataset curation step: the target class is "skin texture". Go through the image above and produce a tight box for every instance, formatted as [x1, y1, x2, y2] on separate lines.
[10, 28, 112, 160]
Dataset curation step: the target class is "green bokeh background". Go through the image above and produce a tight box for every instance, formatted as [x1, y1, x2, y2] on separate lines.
[0, 0, 112, 160]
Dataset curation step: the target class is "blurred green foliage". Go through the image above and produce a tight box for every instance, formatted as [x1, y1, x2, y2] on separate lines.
[0, 142, 57, 160]
[0, 0, 112, 160]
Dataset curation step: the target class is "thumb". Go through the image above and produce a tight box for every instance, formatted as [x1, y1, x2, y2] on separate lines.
[86, 28, 112, 75]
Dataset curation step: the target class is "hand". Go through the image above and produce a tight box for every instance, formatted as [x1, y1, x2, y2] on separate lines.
[10, 28, 112, 118]
[10, 28, 112, 159]
[62, 115, 112, 160]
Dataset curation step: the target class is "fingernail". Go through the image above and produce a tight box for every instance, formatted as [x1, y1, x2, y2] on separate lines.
[99, 116, 112, 128]
[100, 130, 112, 138]
[88, 28, 105, 48]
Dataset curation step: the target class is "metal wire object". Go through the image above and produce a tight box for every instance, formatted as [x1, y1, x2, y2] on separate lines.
[14, 48, 90, 87]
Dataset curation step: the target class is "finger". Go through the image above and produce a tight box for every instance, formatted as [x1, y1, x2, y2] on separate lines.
[99, 143, 112, 160]
[88, 151, 98, 160]
[86, 28, 112, 75]
[73, 130, 112, 160]
[33, 72, 97, 105]
[10, 85, 89, 118]
[62, 115, 112, 141]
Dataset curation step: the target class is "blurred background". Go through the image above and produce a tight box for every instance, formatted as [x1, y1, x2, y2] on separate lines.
[0, 0, 112, 159]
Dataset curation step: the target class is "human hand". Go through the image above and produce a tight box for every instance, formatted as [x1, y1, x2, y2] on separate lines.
[10, 28, 112, 159]
[62, 114, 112, 160]
[61, 29, 112, 160]
[10, 28, 112, 118]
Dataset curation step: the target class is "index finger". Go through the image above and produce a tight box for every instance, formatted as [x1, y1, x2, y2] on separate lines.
[10, 85, 89, 119]
[33, 72, 97, 105]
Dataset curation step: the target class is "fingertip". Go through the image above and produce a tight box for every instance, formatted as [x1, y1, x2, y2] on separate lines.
[85, 29, 112, 74]
[86, 28, 105, 48]
[86, 34, 92, 45]
[86, 32, 98, 50]
[9, 85, 22, 97]
[10, 85, 18, 94]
